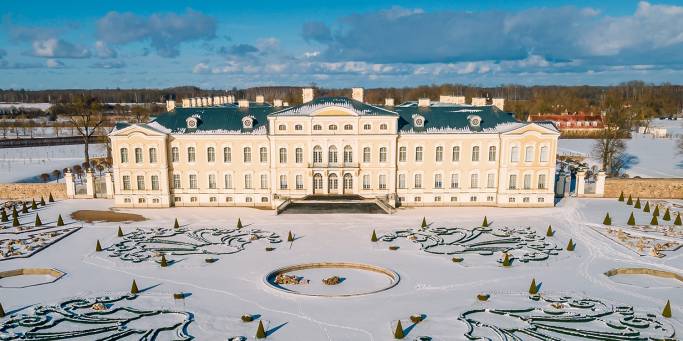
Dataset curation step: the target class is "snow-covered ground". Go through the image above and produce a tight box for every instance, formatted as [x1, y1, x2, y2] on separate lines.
[0, 103, 52, 111]
[0, 144, 107, 183]
[0, 198, 680, 340]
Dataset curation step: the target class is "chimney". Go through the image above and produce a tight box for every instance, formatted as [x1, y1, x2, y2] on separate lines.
[385, 98, 395, 106]
[471, 97, 487, 106]
[273, 99, 283, 107]
[255, 95, 265, 104]
[492, 98, 505, 110]
[418, 98, 431, 107]
[166, 100, 176, 111]
[302, 88, 314, 103]
[352, 87, 364, 102]
[238, 99, 249, 108]
[439, 95, 465, 104]
[182, 98, 190, 108]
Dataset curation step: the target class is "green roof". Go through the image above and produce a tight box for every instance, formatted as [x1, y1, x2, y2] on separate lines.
[270, 97, 398, 117]
[392, 101, 520, 133]
[148, 102, 275, 134]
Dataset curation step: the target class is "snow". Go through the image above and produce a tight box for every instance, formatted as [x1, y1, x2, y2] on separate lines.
[0, 103, 52, 111]
[0, 144, 107, 183]
[0, 197, 680, 340]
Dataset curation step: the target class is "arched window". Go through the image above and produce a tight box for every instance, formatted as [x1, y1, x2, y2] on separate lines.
[379, 147, 387, 162]
[363, 123, 371, 130]
[343, 173, 353, 190]
[488, 146, 496, 161]
[525, 146, 534, 162]
[187, 147, 196, 162]
[380, 123, 388, 130]
[295, 124, 303, 131]
[243, 147, 251, 162]
[415, 146, 423, 162]
[223, 147, 231, 162]
[224, 174, 232, 188]
[278, 124, 286, 131]
[313, 146, 323, 163]
[344, 124, 353, 130]
[540, 146, 549, 162]
[363, 147, 371, 163]
[295, 148, 303, 163]
[313, 124, 322, 131]
[120, 148, 128, 163]
[471, 146, 480, 162]
[435, 146, 443, 162]
[510, 146, 520, 162]
[329, 124, 337, 131]
[328, 145, 338, 163]
[207, 147, 215, 162]
[344, 145, 353, 163]
[279, 148, 287, 163]
[313, 173, 323, 190]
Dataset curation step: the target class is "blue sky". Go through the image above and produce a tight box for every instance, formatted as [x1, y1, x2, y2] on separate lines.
[2, 1, 683, 89]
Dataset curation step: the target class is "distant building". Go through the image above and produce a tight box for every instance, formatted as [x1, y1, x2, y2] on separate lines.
[527, 113, 604, 132]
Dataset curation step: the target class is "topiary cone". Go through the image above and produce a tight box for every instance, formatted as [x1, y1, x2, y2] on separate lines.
[653, 205, 660, 217]
[160, 254, 168, 267]
[130, 280, 139, 294]
[117, 226, 124, 237]
[603, 213, 611, 225]
[0, 208, 7, 222]
[287, 231, 294, 242]
[482, 216, 489, 227]
[173, 218, 179, 229]
[57, 214, 64, 226]
[529, 278, 538, 294]
[618, 192, 624, 201]
[31, 199, 37, 210]
[12, 206, 18, 218]
[22, 202, 28, 213]
[566, 239, 575, 251]
[256, 320, 266, 339]
[546, 225, 554, 237]
[626, 195, 633, 205]
[502, 252, 512, 267]
[627, 212, 636, 226]
[49, 192, 54, 202]
[0, 302, 4, 318]
[237, 218, 243, 229]
[96, 240, 102, 252]
[644, 201, 651, 212]
[34, 214, 42, 227]
[663, 300, 672, 318]
[650, 215, 659, 225]
[675, 213, 682, 226]
[39, 196, 45, 206]
[421, 217, 427, 228]
[394, 320, 405, 339]
[12, 215, 20, 227]
[634, 198, 641, 209]
[663, 208, 671, 221]
[371, 229, 378, 242]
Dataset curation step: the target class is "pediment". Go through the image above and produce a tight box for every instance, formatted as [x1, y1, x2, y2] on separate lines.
[109, 123, 168, 137]
[502, 122, 559, 136]
[310, 106, 358, 117]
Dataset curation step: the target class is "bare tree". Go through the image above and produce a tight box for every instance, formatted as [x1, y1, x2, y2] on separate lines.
[67, 96, 106, 165]
[130, 105, 151, 123]
[52, 169, 61, 183]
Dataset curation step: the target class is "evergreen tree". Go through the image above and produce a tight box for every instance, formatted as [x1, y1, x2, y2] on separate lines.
[173, 218, 179, 229]
[1, 208, 7, 222]
[663, 208, 671, 221]
[627, 212, 636, 226]
[394, 320, 405, 339]
[644, 201, 651, 212]
[529, 278, 538, 294]
[675, 213, 682, 226]
[566, 239, 576, 251]
[546, 225, 554, 237]
[131, 280, 139, 294]
[96, 240, 102, 252]
[502, 253, 512, 267]
[421, 217, 427, 228]
[650, 215, 659, 225]
[48, 192, 55, 202]
[256, 320, 266, 339]
[12, 206, 18, 218]
[0, 302, 4, 318]
[12, 214, 20, 227]
[22, 202, 28, 213]
[31, 199, 37, 210]
[39, 196, 45, 206]
[482, 216, 489, 227]
[34, 214, 42, 227]
[603, 213, 612, 225]
[160, 254, 168, 267]
[117, 226, 124, 237]
[57, 214, 64, 226]
[371, 230, 378, 242]
[662, 300, 672, 318]
[653, 205, 660, 217]
[626, 195, 633, 205]
[287, 231, 294, 242]
[237, 218, 243, 229]
[634, 198, 641, 209]
[618, 192, 624, 201]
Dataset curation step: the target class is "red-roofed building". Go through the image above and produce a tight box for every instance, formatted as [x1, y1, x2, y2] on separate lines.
[527, 113, 605, 131]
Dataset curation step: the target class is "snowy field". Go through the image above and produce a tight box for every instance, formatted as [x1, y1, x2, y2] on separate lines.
[0, 144, 107, 183]
[0, 198, 681, 340]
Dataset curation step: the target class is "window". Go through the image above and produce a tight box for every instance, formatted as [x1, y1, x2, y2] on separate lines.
[243, 147, 251, 162]
[173, 174, 181, 189]
[313, 124, 322, 131]
[379, 175, 387, 189]
[525, 146, 534, 162]
[540, 146, 549, 162]
[137, 175, 145, 190]
[524, 174, 531, 189]
[435, 196, 441, 202]
[260, 147, 268, 163]
[296, 148, 303, 163]
[328, 124, 337, 130]
[152, 198, 159, 204]
[278, 124, 286, 131]
[363, 147, 371, 163]
[245, 197, 253, 203]
[415, 146, 423, 162]
[313, 146, 323, 163]
[328, 146, 338, 163]
[279, 148, 287, 163]
[344, 146, 353, 163]
[209, 174, 217, 189]
[344, 124, 353, 130]
[414, 174, 422, 189]
[523, 197, 530, 203]
[343, 174, 353, 190]
[225, 196, 233, 202]
[380, 123, 388, 130]
[487, 174, 495, 188]
[488, 146, 496, 161]
[295, 124, 303, 131]
[487, 196, 494, 202]
[149, 148, 157, 163]
[398, 174, 406, 189]
[538, 197, 545, 203]
[452, 146, 460, 162]
[435, 146, 443, 162]
[538, 174, 546, 189]
[124, 198, 132, 203]
[471, 146, 480, 161]
[244, 174, 252, 189]
[174, 197, 181, 202]
[151, 175, 159, 190]
[363, 123, 371, 130]
[122, 175, 131, 190]
[207, 147, 215, 162]
[171, 147, 179, 162]
[399, 146, 407, 162]
[187, 147, 196, 162]
[470, 196, 477, 202]
[135, 148, 143, 163]
[280, 175, 287, 190]
[210, 196, 217, 203]
[260, 174, 268, 189]
[120, 148, 129, 163]
[190, 196, 197, 203]
[379, 147, 387, 162]
[261, 197, 269, 203]
[509, 197, 516, 203]
[224, 174, 232, 189]
[296, 175, 304, 189]
[509, 174, 517, 190]
[511, 146, 520, 162]
[415, 196, 422, 202]
[363, 174, 370, 189]
[223, 147, 231, 162]
[470, 174, 479, 188]
[451, 196, 458, 202]
[138, 198, 145, 204]
[189, 174, 198, 189]
[450, 174, 459, 189]
[434, 174, 443, 188]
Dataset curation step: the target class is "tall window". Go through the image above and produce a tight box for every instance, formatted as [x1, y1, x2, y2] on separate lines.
[363, 147, 371, 163]
[540, 146, 549, 162]
[122, 175, 131, 190]
[379, 147, 387, 162]
[260, 174, 268, 189]
[435, 146, 443, 162]
[295, 148, 303, 163]
[434, 174, 443, 188]
[414, 174, 422, 189]
[187, 147, 196, 162]
[398, 174, 406, 189]
[173, 174, 181, 189]
[279, 148, 287, 163]
[399, 146, 407, 162]
[328, 146, 338, 163]
[224, 174, 232, 188]
[415, 146, 423, 162]
[471, 146, 480, 161]
[487, 174, 495, 188]
[171, 147, 179, 162]
[151, 175, 159, 190]
[189, 174, 197, 189]
[470, 174, 479, 188]
[344, 146, 353, 163]
[510, 146, 520, 162]
[243, 147, 251, 162]
[538, 174, 546, 189]
[488, 146, 496, 161]
[313, 146, 322, 163]
[136, 175, 145, 190]
[525, 146, 534, 162]
[223, 147, 231, 162]
[149, 148, 157, 163]
[363, 174, 370, 189]
[208, 174, 217, 189]
[135, 148, 143, 163]
[509, 174, 517, 189]
[523, 174, 531, 189]
[244, 174, 252, 189]
[120, 148, 128, 163]
[279, 175, 287, 190]
[452, 146, 460, 161]
[207, 147, 215, 162]
[379, 175, 387, 189]
[296, 175, 304, 189]
[450, 174, 459, 189]
[260, 147, 268, 163]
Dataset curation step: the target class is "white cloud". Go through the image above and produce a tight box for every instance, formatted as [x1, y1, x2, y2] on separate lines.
[31, 38, 90, 58]
[46, 59, 64, 68]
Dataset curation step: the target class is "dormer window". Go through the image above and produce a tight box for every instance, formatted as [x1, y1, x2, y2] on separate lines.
[242, 116, 254, 129]
[467, 115, 482, 127]
[412, 114, 425, 128]
[186, 117, 199, 129]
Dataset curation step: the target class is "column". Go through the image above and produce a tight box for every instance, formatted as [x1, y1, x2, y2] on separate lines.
[563, 174, 571, 198]
[595, 171, 606, 197]
[576, 170, 586, 197]
[105, 171, 114, 199]
[85, 169, 96, 198]
[65, 170, 76, 199]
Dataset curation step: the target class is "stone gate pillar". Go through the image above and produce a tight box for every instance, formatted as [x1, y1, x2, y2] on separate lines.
[105, 172, 114, 199]
[64, 170, 76, 199]
[576, 170, 586, 197]
[85, 169, 96, 198]
[563, 174, 571, 197]
[595, 171, 606, 197]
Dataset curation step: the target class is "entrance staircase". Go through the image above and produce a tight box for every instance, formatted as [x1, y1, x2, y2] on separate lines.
[277, 195, 394, 214]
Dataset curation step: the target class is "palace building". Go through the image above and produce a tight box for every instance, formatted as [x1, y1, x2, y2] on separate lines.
[109, 88, 559, 209]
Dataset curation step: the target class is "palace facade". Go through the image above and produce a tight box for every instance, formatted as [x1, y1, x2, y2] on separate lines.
[109, 88, 559, 209]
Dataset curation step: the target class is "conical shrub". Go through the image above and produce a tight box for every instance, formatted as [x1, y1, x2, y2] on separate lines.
[662, 300, 672, 318]
[12, 214, 20, 227]
[627, 212, 636, 226]
[1, 208, 7, 222]
[653, 205, 660, 217]
[160, 254, 168, 267]
[529, 278, 538, 294]
[31, 199, 37, 210]
[566, 239, 575, 251]
[502, 253, 512, 267]
[618, 192, 624, 201]
[644, 201, 651, 212]
[48, 192, 54, 202]
[96, 240, 102, 252]
[482, 216, 489, 227]
[650, 215, 659, 225]
[394, 320, 405, 339]
[130, 280, 139, 294]
[34, 214, 42, 227]
[117, 226, 124, 237]
[675, 213, 682, 226]
[173, 218, 179, 229]
[627, 195, 633, 205]
[421, 217, 427, 228]
[663, 208, 671, 221]
[22, 203, 28, 213]
[603, 213, 611, 225]
[287, 231, 294, 242]
[237, 218, 243, 229]
[634, 198, 641, 209]
[256, 320, 266, 339]
[39, 196, 45, 206]
[546, 225, 554, 237]
[371, 230, 378, 242]
[56, 214, 64, 226]
[12, 206, 18, 218]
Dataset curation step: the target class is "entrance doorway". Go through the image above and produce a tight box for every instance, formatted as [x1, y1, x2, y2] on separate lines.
[343, 173, 353, 194]
[313, 173, 323, 194]
[328, 174, 339, 194]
